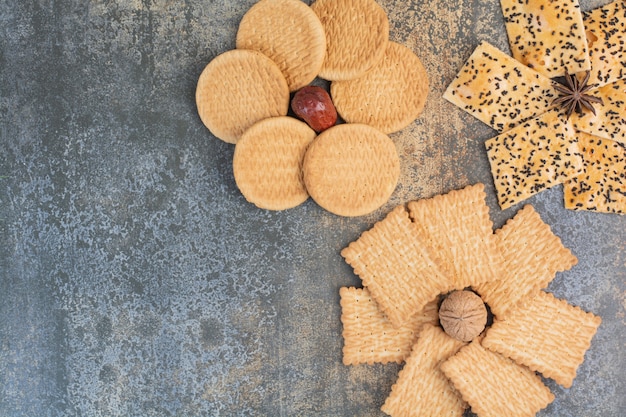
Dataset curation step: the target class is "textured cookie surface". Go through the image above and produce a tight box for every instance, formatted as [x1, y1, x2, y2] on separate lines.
[196, 49, 289, 144]
[339, 287, 439, 365]
[311, 0, 389, 81]
[476, 205, 578, 319]
[500, 0, 590, 78]
[302, 123, 399, 217]
[236, 0, 326, 91]
[564, 132, 626, 214]
[485, 109, 585, 209]
[407, 183, 503, 291]
[443, 41, 558, 133]
[440, 341, 555, 417]
[331, 41, 429, 134]
[381, 324, 467, 417]
[482, 291, 602, 388]
[341, 205, 453, 328]
[233, 116, 316, 210]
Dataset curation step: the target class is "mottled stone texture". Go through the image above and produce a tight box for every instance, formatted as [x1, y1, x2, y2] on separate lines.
[0, 0, 623, 416]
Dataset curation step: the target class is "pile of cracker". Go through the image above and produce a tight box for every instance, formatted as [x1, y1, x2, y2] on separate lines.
[195, 0, 429, 217]
[339, 183, 601, 417]
[444, 0, 626, 214]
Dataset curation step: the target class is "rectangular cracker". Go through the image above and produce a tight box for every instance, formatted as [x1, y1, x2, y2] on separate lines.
[341, 205, 454, 328]
[482, 291, 602, 388]
[571, 78, 626, 146]
[564, 131, 626, 214]
[486, 109, 585, 209]
[339, 287, 439, 365]
[443, 41, 559, 132]
[407, 183, 505, 290]
[381, 324, 467, 417]
[500, 0, 590, 78]
[475, 204, 578, 319]
[584, 0, 626, 88]
[440, 340, 555, 417]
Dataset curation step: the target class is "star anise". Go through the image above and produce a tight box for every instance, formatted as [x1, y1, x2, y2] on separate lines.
[553, 71, 604, 119]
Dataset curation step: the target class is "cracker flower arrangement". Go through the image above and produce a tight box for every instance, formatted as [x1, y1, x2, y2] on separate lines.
[195, 0, 429, 217]
[445, 0, 626, 214]
[340, 183, 602, 417]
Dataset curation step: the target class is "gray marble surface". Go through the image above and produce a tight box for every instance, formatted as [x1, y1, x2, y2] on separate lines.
[1, 0, 624, 416]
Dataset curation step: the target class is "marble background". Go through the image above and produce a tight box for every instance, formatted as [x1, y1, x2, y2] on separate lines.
[1, 0, 624, 416]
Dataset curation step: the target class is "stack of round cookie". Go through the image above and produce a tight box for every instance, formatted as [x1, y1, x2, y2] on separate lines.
[195, 0, 430, 217]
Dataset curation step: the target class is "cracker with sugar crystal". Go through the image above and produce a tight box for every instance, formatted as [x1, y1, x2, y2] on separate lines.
[302, 124, 400, 217]
[482, 291, 602, 388]
[331, 41, 429, 134]
[486, 109, 585, 209]
[475, 204, 578, 318]
[381, 324, 467, 417]
[311, 0, 389, 81]
[339, 287, 439, 365]
[583, 0, 626, 88]
[440, 340, 555, 417]
[407, 183, 504, 290]
[571, 78, 626, 146]
[500, 0, 590, 78]
[195, 49, 290, 144]
[443, 41, 559, 132]
[236, 0, 326, 91]
[341, 205, 454, 328]
[564, 131, 626, 214]
[233, 116, 316, 210]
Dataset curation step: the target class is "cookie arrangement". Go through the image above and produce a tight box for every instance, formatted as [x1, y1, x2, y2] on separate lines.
[445, 0, 626, 214]
[195, 0, 429, 216]
[193, 0, 624, 415]
[340, 184, 601, 416]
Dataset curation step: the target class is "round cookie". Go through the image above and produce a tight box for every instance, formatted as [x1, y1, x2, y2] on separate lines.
[302, 124, 399, 217]
[233, 116, 317, 211]
[331, 41, 429, 134]
[236, 0, 326, 92]
[311, 0, 389, 81]
[195, 49, 290, 144]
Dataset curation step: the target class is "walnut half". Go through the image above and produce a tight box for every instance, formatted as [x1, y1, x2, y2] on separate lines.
[438, 290, 488, 342]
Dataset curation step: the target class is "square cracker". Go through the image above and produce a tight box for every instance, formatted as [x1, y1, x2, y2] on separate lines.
[486, 109, 585, 209]
[475, 204, 578, 319]
[583, 0, 626, 88]
[381, 324, 467, 417]
[571, 79, 626, 146]
[564, 131, 626, 214]
[440, 340, 555, 417]
[500, 0, 590, 78]
[482, 291, 602, 388]
[407, 183, 504, 290]
[339, 287, 439, 365]
[443, 41, 558, 133]
[341, 205, 454, 328]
